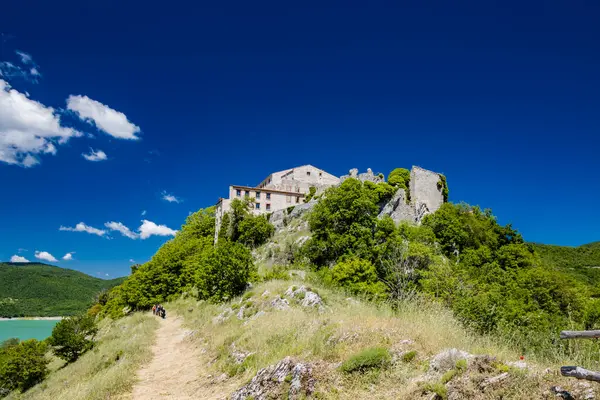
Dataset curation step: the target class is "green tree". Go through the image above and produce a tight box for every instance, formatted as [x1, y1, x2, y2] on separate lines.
[49, 314, 98, 362]
[189, 240, 256, 302]
[238, 215, 275, 248]
[305, 178, 379, 266]
[331, 257, 387, 297]
[0, 339, 49, 393]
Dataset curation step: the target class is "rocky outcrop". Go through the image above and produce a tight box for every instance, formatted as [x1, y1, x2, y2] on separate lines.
[378, 188, 416, 223]
[230, 357, 315, 400]
[285, 285, 324, 308]
[340, 168, 384, 184]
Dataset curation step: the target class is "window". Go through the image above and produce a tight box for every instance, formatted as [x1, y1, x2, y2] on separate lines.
[236, 189, 241, 197]
[244, 191, 249, 197]
[256, 191, 261, 199]
[266, 193, 271, 200]
[307, 171, 311, 176]
[319, 172, 322, 177]
[266, 203, 271, 211]
[255, 203, 260, 210]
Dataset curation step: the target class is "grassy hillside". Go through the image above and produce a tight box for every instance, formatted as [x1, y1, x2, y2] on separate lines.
[0, 263, 125, 317]
[532, 242, 600, 293]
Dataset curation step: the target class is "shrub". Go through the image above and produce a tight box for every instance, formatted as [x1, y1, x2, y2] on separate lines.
[0, 339, 49, 393]
[238, 216, 275, 248]
[331, 257, 387, 298]
[49, 314, 98, 362]
[423, 382, 448, 399]
[262, 265, 291, 281]
[402, 350, 417, 362]
[191, 240, 256, 302]
[339, 347, 391, 373]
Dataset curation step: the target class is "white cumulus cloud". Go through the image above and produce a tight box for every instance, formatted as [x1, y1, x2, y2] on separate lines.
[162, 191, 181, 203]
[59, 222, 106, 237]
[82, 148, 107, 162]
[139, 220, 177, 239]
[66, 95, 140, 140]
[35, 251, 58, 263]
[62, 252, 74, 261]
[10, 255, 29, 263]
[0, 79, 81, 167]
[105, 221, 139, 239]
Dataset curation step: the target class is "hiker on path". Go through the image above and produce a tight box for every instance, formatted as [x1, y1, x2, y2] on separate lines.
[152, 305, 157, 315]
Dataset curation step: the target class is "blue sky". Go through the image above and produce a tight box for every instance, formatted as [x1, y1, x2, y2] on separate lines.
[1, 0, 599, 278]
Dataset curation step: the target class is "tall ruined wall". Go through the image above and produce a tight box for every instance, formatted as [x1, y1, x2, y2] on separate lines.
[410, 166, 444, 218]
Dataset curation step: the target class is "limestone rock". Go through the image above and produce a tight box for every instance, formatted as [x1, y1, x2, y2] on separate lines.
[270, 296, 290, 310]
[429, 349, 472, 373]
[269, 209, 286, 230]
[285, 285, 323, 308]
[230, 357, 315, 400]
[289, 201, 317, 219]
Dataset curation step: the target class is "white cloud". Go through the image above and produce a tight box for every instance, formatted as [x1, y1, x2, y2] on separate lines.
[162, 191, 181, 203]
[15, 51, 33, 65]
[35, 251, 58, 263]
[62, 252, 74, 261]
[105, 221, 139, 239]
[82, 148, 107, 162]
[66, 95, 140, 140]
[0, 80, 81, 167]
[10, 255, 29, 263]
[129, 259, 135, 263]
[138, 219, 177, 239]
[59, 222, 106, 237]
[141, 210, 146, 216]
[30, 68, 40, 77]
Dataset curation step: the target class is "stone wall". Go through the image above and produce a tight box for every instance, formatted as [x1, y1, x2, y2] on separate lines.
[410, 166, 444, 222]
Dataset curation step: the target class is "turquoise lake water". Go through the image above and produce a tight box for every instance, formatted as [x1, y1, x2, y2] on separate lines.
[0, 320, 59, 342]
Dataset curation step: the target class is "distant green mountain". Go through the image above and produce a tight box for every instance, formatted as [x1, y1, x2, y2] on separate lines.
[0, 262, 125, 317]
[532, 241, 600, 295]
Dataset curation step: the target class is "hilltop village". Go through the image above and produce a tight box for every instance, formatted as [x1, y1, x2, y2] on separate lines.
[214, 164, 446, 240]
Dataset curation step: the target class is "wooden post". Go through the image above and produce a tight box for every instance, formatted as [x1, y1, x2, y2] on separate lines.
[560, 330, 600, 383]
[561, 366, 600, 382]
[560, 330, 600, 339]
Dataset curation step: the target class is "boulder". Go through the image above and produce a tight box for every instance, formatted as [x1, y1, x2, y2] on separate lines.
[230, 357, 315, 400]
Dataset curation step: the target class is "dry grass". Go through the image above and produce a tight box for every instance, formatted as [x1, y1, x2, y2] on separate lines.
[8, 313, 159, 400]
[168, 279, 594, 399]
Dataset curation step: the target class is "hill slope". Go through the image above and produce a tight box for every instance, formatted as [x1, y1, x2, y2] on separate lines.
[532, 242, 600, 293]
[0, 262, 125, 317]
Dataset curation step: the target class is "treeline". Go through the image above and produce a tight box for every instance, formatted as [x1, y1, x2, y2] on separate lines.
[0, 314, 98, 396]
[0, 263, 124, 318]
[101, 200, 273, 318]
[301, 177, 600, 354]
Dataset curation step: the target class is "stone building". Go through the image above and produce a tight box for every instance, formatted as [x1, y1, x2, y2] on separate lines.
[214, 165, 340, 240]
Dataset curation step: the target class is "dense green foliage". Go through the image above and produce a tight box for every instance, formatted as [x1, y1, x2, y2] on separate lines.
[339, 347, 391, 373]
[49, 315, 98, 362]
[533, 242, 600, 292]
[102, 205, 263, 318]
[300, 177, 599, 354]
[330, 257, 386, 297]
[0, 263, 124, 317]
[0, 339, 49, 394]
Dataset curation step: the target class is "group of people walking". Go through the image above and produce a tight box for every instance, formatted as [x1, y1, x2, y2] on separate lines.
[152, 304, 166, 319]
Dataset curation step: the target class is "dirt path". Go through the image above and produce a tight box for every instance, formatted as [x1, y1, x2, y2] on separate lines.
[131, 314, 204, 400]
